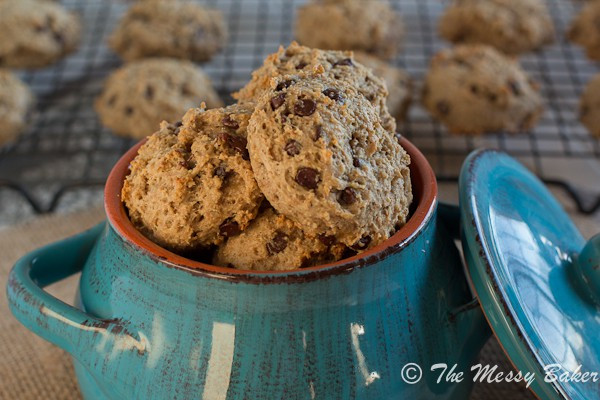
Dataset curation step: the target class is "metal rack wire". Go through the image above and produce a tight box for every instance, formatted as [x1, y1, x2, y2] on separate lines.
[1, 0, 599, 225]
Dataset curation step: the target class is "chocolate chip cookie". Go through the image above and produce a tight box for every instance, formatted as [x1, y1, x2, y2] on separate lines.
[295, 0, 403, 60]
[122, 103, 263, 253]
[247, 74, 412, 251]
[95, 58, 223, 139]
[213, 207, 346, 271]
[353, 52, 412, 124]
[0, 70, 35, 146]
[0, 0, 81, 68]
[439, 0, 555, 55]
[422, 45, 544, 135]
[234, 42, 396, 135]
[109, 0, 227, 62]
[568, 1, 600, 61]
[579, 74, 600, 138]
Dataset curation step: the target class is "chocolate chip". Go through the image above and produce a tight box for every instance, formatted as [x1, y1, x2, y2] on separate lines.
[276, 80, 294, 91]
[294, 99, 316, 116]
[487, 93, 498, 103]
[219, 219, 241, 237]
[436, 100, 450, 116]
[470, 84, 479, 95]
[181, 84, 193, 96]
[180, 154, 196, 170]
[266, 231, 288, 254]
[124, 106, 134, 116]
[314, 125, 323, 141]
[107, 95, 117, 106]
[214, 164, 229, 179]
[508, 80, 522, 96]
[338, 188, 357, 206]
[334, 58, 353, 67]
[220, 133, 249, 160]
[271, 93, 286, 110]
[318, 234, 336, 246]
[580, 105, 590, 118]
[174, 120, 183, 127]
[353, 157, 362, 168]
[284, 140, 301, 156]
[351, 235, 371, 251]
[322, 88, 343, 102]
[222, 115, 239, 129]
[53, 31, 65, 47]
[296, 62, 308, 70]
[145, 86, 154, 100]
[295, 167, 320, 190]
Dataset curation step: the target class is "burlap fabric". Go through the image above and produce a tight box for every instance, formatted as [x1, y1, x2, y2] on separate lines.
[1, 192, 597, 399]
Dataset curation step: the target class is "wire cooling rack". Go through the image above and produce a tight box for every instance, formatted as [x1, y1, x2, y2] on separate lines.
[1, 0, 599, 226]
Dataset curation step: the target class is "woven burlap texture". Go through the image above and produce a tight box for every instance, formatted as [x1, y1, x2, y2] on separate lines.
[1, 195, 597, 399]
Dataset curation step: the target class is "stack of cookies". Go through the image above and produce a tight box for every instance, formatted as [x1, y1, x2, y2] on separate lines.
[122, 43, 413, 271]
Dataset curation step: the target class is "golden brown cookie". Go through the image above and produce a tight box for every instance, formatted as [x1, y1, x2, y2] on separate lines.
[0, 0, 81, 68]
[247, 74, 412, 251]
[439, 0, 554, 55]
[109, 0, 228, 62]
[422, 45, 544, 135]
[234, 42, 396, 135]
[295, 0, 403, 60]
[568, 1, 600, 61]
[122, 103, 263, 253]
[579, 74, 600, 138]
[0, 70, 35, 146]
[95, 58, 222, 139]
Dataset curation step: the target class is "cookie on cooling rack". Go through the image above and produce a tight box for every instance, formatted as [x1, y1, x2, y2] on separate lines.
[95, 58, 222, 139]
[122, 103, 264, 253]
[0, 0, 81, 69]
[579, 74, 600, 138]
[353, 51, 412, 124]
[0, 70, 35, 146]
[438, 0, 555, 55]
[422, 45, 544, 135]
[568, 1, 600, 61]
[295, 0, 404, 60]
[247, 74, 412, 251]
[109, 0, 227, 62]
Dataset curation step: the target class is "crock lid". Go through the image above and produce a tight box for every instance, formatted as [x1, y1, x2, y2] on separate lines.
[459, 150, 600, 400]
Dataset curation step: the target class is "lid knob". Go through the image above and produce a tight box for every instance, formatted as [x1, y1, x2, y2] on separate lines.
[573, 234, 600, 306]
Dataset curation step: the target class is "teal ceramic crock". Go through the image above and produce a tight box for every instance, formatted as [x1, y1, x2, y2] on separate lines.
[6, 138, 490, 399]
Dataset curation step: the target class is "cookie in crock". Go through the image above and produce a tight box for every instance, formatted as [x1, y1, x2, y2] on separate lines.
[247, 74, 412, 251]
[122, 103, 263, 253]
[234, 42, 396, 135]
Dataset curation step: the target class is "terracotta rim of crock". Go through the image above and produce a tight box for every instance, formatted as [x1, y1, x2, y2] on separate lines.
[104, 136, 438, 282]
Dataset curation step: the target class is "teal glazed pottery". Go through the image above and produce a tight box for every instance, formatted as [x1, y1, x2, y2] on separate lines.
[7, 140, 599, 399]
[7, 138, 489, 400]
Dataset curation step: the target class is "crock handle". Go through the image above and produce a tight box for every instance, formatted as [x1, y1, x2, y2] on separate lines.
[6, 223, 140, 359]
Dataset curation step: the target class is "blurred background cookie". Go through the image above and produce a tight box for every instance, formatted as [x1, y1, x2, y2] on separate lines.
[579, 74, 600, 138]
[295, 0, 404, 60]
[95, 58, 223, 139]
[109, 0, 228, 62]
[422, 45, 544, 135]
[353, 51, 412, 124]
[568, 1, 600, 61]
[439, 0, 555, 55]
[0, 70, 35, 146]
[0, 0, 81, 68]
